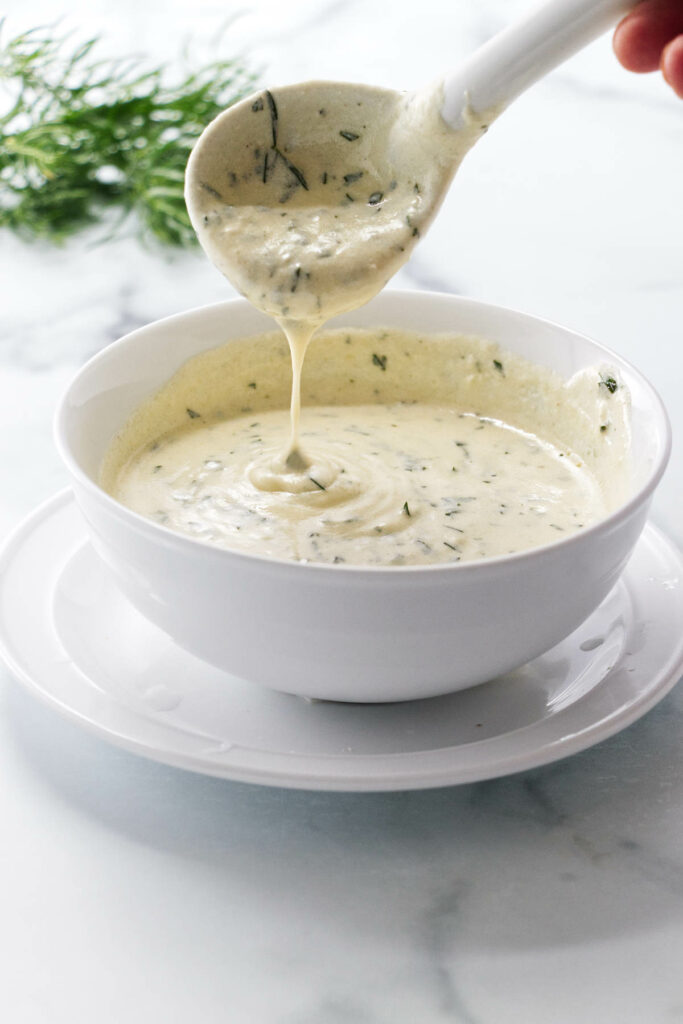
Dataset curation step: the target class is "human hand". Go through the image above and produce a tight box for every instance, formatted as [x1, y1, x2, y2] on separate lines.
[613, 0, 683, 96]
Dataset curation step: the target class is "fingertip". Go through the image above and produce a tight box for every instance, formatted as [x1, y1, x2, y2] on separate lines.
[614, 1, 683, 73]
[613, 13, 664, 72]
[661, 35, 683, 97]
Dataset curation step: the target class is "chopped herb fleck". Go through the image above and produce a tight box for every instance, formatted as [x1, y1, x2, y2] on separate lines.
[252, 98, 264, 112]
[265, 90, 278, 147]
[200, 181, 222, 200]
[248, 381, 257, 389]
[309, 476, 326, 491]
[402, 501, 411, 517]
[339, 130, 360, 141]
[368, 192, 383, 205]
[372, 353, 387, 371]
[186, 408, 200, 419]
[343, 171, 363, 184]
[599, 374, 618, 394]
[493, 359, 504, 374]
[280, 155, 308, 190]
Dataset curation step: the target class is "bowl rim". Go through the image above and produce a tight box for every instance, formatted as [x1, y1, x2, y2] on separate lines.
[54, 289, 672, 578]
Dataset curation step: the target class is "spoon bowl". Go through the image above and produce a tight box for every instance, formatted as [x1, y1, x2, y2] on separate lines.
[185, 81, 473, 325]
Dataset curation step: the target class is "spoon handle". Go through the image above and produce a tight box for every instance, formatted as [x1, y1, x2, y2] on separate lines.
[441, 0, 641, 129]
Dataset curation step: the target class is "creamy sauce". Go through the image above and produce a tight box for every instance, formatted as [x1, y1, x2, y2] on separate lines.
[102, 328, 630, 567]
[185, 82, 486, 457]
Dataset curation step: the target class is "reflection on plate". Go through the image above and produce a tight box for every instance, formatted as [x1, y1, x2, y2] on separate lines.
[0, 490, 682, 791]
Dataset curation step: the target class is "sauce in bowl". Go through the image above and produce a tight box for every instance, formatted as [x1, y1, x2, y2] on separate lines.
[102, 326, 630, 566]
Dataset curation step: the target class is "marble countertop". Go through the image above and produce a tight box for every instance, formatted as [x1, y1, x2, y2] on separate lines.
[1, 1, 682, 1020]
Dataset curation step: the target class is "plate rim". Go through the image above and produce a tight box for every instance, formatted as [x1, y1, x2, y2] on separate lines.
[1, 489, 682, 792]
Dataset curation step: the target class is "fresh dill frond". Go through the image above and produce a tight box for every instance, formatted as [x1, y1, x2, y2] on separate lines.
[0, 21, 257, 245]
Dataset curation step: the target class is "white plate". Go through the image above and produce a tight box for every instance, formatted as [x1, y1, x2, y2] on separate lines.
[1, 490, 682, 791]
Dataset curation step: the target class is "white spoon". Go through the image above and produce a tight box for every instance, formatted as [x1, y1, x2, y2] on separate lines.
[185, 0, 639, 460]
[186, 0, 638, 307]
[438, 0, 638, 130]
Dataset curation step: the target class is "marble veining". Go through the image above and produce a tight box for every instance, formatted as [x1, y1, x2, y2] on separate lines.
[1, 1, 682, 1021]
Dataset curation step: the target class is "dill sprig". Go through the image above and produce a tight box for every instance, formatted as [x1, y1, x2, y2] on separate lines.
[0, 22, 257, 245]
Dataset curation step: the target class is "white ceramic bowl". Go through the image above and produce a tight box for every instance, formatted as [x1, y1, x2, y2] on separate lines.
[55, 291, 670, 702]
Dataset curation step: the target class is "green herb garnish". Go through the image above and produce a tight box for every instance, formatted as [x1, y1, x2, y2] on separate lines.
[372, 353, 387, 371]
[493, 359, 504, 374]
[309, 476, 326, 490]
[402, 501, 411, 516]
[186, 407, 200, 419]
[339, 130, 359, 141]
[0, 22, 257, 245]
